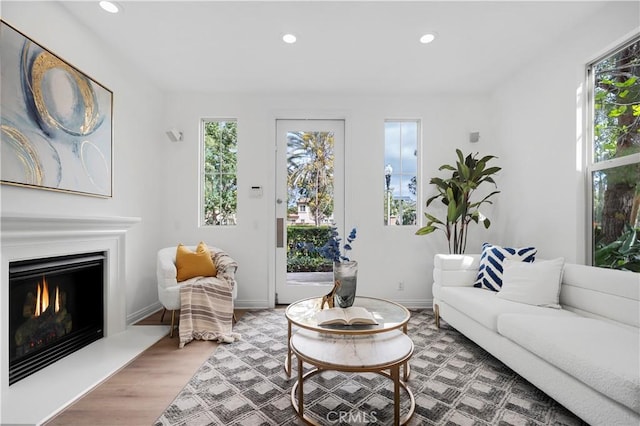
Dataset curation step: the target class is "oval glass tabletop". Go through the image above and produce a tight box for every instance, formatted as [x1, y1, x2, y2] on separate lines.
[285, 296, 410, 335]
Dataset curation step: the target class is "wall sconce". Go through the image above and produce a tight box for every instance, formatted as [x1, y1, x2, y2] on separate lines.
[166, 129, 183, 142]
[469, 132, 480, 143]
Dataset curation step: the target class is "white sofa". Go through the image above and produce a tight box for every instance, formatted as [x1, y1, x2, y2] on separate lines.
[432, 254, 640, 426]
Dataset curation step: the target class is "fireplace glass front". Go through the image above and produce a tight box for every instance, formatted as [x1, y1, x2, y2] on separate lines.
[9, 252, 105, 385]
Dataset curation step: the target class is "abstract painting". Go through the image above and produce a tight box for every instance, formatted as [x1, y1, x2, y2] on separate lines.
[1, 20, 113, 197]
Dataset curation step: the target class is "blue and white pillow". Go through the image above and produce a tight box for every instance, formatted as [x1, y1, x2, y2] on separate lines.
[473, 243, 537, 291]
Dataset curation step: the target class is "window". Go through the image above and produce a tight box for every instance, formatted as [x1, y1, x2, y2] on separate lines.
[384, 120, 419, 225]
[201, 119, 237, 226]
[587, 36, 639, 270]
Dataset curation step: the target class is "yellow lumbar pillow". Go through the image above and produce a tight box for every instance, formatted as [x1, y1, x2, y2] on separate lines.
[175, 242, 217, 282]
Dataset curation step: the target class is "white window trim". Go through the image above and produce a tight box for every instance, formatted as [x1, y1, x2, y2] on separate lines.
[199, 118, 238, 227]
[383, 118, 422, 227]
[584, 34, 640, 264]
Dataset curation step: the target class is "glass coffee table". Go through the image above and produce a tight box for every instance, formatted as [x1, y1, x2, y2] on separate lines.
[285, 296, 414, 425]
[284, 296, 411, 376]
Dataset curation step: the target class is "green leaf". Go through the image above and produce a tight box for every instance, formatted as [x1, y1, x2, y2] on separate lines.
[613, 76, 638, 88]
[415, 226, 437, 235]
[424, 212, 444, 225]
[608, 105, 628, 118]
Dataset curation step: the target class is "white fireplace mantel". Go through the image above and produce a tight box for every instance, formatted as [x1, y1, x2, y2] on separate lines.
[1, 213, 144, 424]
[1, 213, 141, 236]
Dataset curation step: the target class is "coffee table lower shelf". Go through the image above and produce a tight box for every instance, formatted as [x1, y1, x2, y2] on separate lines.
[290, 329, 415, 426]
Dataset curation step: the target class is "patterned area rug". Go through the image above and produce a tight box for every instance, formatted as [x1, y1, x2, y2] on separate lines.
[155, 309, 586, 426]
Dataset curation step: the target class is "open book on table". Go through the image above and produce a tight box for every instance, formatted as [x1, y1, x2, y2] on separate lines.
[315, 306, 378, 326]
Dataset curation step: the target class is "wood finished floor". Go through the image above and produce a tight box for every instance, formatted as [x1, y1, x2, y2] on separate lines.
[44, 309, 247, 426]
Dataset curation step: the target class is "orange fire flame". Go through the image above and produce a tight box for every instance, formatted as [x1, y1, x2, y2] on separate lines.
[34, 276, 60, 317]
[55, 286, 60, 312]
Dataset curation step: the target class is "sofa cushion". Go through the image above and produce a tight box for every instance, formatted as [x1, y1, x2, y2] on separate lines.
[497, 314, 640, 414]
[473, 243, 537, 291]
[496, 258, 565, 308]
[438, 286, 578, 332]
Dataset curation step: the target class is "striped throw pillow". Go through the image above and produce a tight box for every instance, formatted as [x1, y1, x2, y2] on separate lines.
[473, 243, 537, 291]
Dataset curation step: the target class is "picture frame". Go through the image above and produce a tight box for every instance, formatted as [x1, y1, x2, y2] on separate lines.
[0, 20, 113, 198]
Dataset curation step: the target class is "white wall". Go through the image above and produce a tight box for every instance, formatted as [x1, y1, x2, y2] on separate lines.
[162, 93, 496, 307]
[3, 1, 637, 317]
[0, 2, 167, 322]
[491, 1, 640, 263]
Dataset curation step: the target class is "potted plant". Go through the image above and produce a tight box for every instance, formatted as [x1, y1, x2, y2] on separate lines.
[416, 149, 501, 254]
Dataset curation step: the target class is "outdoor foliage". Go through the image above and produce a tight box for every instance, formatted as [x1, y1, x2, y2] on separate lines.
[203, 121, 237, 225]
[286, 225, 357, 271]
[384, 176, 417, 225]
[594, 225, 640, 272]
[287, 226, 333, 272]
[416, 149, 500, 254]
[591, 37, 640, 268]
[287, 132, 334, 225]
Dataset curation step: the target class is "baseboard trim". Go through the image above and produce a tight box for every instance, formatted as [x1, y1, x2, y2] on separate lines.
[235, 299, 271, 309]
[129, 297, 430, 321]
[235, 298, 432, 309]
[127, 301, 163, 325]
[389, 298, 433, 309]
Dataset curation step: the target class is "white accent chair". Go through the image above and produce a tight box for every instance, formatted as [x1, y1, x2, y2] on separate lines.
[156, 245, 238, 337]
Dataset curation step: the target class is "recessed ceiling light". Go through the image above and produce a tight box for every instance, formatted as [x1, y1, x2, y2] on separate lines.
[282, 34, 297, 44]
[420, 33, 437, 44]
[99, 1, 120, 14]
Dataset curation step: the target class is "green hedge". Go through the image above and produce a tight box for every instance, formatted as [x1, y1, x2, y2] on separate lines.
[287, 226, 333, 272]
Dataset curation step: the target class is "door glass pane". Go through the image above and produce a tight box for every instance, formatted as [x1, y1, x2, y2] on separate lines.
[286, 131, 334, 280]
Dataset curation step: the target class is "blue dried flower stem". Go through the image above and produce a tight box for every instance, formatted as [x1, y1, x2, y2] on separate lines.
[318, 225, 357, 263]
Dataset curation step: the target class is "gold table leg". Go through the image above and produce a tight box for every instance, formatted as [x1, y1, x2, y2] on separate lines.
[297, 356, 304, 418]
[391, 365, 400, 426]
[285, 321, 292, 376]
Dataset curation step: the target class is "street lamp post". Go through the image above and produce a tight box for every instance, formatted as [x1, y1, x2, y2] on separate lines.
[384, 165, 392, 225]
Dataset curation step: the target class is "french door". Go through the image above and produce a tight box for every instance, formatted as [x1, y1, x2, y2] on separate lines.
[275, 119, 345, 304]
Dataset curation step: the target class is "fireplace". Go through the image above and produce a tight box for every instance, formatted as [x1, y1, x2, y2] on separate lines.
[8, 252, 105, 385]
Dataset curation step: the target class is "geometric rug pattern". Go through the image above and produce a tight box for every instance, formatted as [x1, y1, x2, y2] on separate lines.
[154, 309, 587, 426]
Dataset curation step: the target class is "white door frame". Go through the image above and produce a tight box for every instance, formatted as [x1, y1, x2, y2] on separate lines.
[273, 118, 346, 305]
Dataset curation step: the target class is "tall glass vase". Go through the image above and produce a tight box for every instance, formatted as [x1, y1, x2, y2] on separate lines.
[333, 260, 358, 308]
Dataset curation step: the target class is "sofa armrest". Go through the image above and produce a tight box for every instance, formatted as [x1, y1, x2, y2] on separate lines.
[433, 254, 480, 287]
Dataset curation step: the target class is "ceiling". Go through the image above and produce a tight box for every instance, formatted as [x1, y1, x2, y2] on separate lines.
[58, 1, 611, 95]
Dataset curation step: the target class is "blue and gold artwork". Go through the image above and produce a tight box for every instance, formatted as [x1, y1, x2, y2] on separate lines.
[1, 20, 112, 197]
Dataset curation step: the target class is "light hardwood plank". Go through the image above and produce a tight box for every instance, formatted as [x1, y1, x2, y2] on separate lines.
[44, 309, 246, 426]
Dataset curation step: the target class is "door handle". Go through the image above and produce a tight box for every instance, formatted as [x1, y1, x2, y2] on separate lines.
[276, 218, 284, 248]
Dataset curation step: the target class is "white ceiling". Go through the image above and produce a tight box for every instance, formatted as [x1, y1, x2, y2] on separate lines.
[58, 1, 612, 95]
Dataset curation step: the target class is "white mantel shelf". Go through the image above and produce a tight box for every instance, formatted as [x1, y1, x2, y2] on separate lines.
[1, 214, 141, 235]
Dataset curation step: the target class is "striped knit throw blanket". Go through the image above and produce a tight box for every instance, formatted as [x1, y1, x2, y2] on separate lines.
[178, 250, 240, 348]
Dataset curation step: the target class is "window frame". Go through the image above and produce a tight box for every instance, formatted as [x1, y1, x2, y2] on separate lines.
[585, 35, 640, 264]
[383, 119, 421, 227]
[199, 118, 238, 227]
